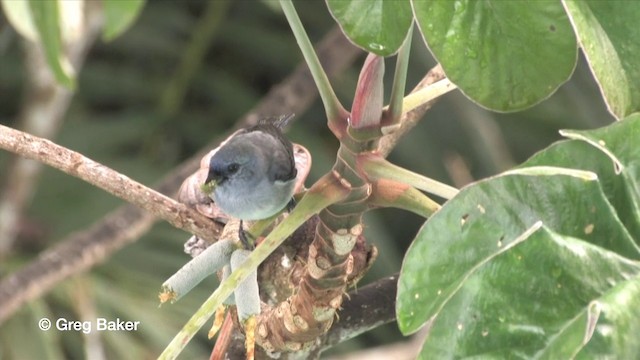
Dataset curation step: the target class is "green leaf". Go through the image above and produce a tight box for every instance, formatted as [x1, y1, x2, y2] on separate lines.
[523, 114, 640, 244]
[326, 0, 413, 56]
[398, 167, 640, 334]
[563, 1, 640, 119]
[575, 275, 640, 358]
[398, 117, 640, 357]
[417, 225, 640, 359]
[524, 140, 640, 245]
[102, 0, 146, 42]
[561, 113, 640, 188]
[27, 0, 75, 89]
[413, 0, 577, 112]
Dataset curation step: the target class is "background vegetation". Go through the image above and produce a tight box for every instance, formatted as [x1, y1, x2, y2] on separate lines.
[0, 1, 619, 359]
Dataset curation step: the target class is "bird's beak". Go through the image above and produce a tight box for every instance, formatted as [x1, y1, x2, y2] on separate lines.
[200, 176, 217, 195]
[204, 172, 215, 186]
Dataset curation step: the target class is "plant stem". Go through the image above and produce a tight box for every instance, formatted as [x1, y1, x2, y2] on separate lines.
[280, 0, 346, 122]
[369, 179, 441, 218]
[386, 26, 413, 126]
[362, 156, 459, 199]
[158, 173, 349, 359]
[161, 239, 236, 302]
[393, 78, 457, 115]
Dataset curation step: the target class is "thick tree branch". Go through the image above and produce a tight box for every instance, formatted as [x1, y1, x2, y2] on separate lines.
[0, 26, 361, 325]
[314, 274, 399, 354]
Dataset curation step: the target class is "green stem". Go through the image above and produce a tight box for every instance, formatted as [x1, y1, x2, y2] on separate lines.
[402, 78, 456, 113]
[362, 156, 459, 200]
[386, 26, 413, 126]
[369, 180, 440, 218]
[160, 239, 236, 303]
[280, 0, 346, 121]
[158, 174, 349, 360]
[387, 78, 456, 115]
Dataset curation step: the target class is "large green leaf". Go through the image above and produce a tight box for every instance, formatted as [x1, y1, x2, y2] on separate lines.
[563, 1, 640, 119]
[573, 275, 640, 358]
[523, 114, 640, 243]
[561, 114, 640, 195]
[523, 140, 640, 245]
[398, 167, 639, 333]
[412, 0, 577, 112]
[326, 0, 413, 56]
[102, 0, 146, 41]
[398, 117, 640, 356]
[418, 224, 640, 359]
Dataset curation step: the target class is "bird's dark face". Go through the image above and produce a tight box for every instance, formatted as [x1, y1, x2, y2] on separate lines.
[204, 141, 257, 187]
[205, 160, 238, 186]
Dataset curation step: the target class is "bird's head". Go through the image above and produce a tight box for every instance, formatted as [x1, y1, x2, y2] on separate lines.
[204, 139, 264, 192]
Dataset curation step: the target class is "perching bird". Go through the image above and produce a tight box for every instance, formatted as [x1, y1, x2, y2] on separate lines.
[204, 115, 297, 248]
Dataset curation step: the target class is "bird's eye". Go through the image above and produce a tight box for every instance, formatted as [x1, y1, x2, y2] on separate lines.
[227, 163, 239, 174]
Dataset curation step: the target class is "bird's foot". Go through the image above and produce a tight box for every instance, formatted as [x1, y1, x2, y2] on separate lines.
[286, 197, 296, 213]
[238, 220, 255, 250]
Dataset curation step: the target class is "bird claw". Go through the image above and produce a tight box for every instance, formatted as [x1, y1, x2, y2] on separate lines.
[286, 197, 296, 213]
[238, 220, 255, 250]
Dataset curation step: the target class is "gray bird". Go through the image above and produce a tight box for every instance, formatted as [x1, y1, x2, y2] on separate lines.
[204, 115, 297, 248]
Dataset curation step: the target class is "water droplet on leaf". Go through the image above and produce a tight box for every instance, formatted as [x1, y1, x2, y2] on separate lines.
[368, 43, 385, 52]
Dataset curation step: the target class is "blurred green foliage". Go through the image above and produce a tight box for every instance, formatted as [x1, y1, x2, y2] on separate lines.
[0, 1, 615, 358]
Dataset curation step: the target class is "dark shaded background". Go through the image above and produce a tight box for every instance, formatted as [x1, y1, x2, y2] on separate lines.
[0, 1, 614, 358]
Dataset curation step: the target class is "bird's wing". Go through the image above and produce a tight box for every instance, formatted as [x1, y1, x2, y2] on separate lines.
[248, 123, 297, 182]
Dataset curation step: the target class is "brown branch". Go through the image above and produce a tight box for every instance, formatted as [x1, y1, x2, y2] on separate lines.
[0, 26, 362, 325]
[313, 274, 399, 354]
[0, 125, 223, 242]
